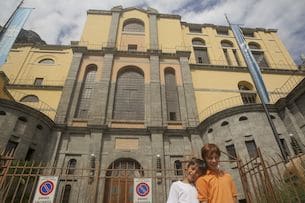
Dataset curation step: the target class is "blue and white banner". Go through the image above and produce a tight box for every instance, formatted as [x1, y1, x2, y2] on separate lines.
[230, 23, 270, 104]
[0, 7, 32, 68]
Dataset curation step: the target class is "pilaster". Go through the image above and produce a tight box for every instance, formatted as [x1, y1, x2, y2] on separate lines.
[55, 52, 83, 124]
[177, 52, 199, 127]
[88, 53, 114, 125]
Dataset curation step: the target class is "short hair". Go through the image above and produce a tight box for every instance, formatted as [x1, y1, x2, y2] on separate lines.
[201, 143, 221, 160]
[187, 158, 207, 175]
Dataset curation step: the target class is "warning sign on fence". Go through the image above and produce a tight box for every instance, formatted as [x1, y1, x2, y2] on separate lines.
[33, 176, 58, 203]
[134, 178, 152, 203]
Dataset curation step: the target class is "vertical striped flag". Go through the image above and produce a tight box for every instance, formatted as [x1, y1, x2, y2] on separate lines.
[227, 17, 270, 104]
[0, 7, 33, 68]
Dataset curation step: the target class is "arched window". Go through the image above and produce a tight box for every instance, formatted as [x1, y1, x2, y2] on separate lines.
[0, 111, 6, 116]
[20, 95, 39, 102]
[113, 67, 144, 120]
[248, 42, 268, 68]
[14, 117, 27, 134]
[123, 19, 144, 32]
[38, 58, 55, 64]
[104, 158, 143, 203]
[62, 185, 71, 203]
[248, 42, 261, 49]
[221, 40, 233, 48]
[174, 160, 183, 176]
[221, 40, 234, 66]
[165, 68, 180, 121]
[67, 159, 77, 174]
[192, 38, 206, 46]
[238, 81, 257, 104]
[75, 65, 97, 118]
[192, 38, 209, 64]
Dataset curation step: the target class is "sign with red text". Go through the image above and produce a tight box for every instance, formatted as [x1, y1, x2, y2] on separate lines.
[134, 178, 152, 203]
[33, 176, 58, 203]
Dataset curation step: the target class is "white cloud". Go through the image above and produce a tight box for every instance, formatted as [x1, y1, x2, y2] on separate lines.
[0, 0, 304, 63]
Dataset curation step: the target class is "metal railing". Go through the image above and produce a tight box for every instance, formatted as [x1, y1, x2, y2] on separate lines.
[238, 148, 305, 203]
[198, 73, 304, 122]
[8, 90, 56, 119]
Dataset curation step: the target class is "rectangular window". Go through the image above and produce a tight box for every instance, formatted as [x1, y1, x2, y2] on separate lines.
[280, 138, 290, 156]
[216, 28, 229, 35]
[34, 78, 43, 86]
[194, 48, 209, 64]
[189, 25, 202, 33]
[243, 30, 255, 37]
[245, 140, 258, 158]
[233, 49, 241, 66]
[25, 148, 35, 161]
[226, 144, 237, 160]
[252, 51, 268, 68]
[5, 140, 18, 155]
[223, 49, 232, 65]
[128, 44, 137, 51]
[169, 112, 177, 121]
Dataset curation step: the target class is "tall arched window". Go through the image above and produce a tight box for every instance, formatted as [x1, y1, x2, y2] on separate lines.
[192, 38, 209, 64]
[113, 67, 145, 120]
[123, 19, 144, 32]
[165, 68, 180, 121]
[221, 40, 234, 66]
[238, 81, 257, 104]
[248, 42, 268, 68]
[20, 95, 39, 102]
[62, 184, 71, 203]
[14, 117, 27, 134]
[75, 64, 97, 118]
[67, 159, 77, 174]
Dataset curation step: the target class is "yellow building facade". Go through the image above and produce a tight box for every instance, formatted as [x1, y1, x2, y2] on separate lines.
[1, 6, 305, 203]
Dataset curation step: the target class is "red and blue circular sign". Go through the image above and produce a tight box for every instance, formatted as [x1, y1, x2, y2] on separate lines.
[39, 180, 54, 196]
[136, 182, 150, 197]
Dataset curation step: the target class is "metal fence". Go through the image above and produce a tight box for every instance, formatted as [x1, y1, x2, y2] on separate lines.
[238, 148, 305, 203]
[1, 149, 304, 203]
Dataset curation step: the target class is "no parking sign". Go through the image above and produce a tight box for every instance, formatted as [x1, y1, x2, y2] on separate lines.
[33, 176, 58, 203]
[134, 178, 152, 203]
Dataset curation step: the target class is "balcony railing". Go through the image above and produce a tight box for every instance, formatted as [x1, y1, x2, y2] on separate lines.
[198, 72, 304, 122]
[9, 90, 56, 120]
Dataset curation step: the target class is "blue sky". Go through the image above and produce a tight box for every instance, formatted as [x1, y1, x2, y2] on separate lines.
[1, 0, 305, 64]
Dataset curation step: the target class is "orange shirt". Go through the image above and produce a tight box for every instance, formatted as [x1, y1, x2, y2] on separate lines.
[195, 170, 237, 203]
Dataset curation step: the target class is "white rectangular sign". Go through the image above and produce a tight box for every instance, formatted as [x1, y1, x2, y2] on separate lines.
[33, 176, 58, 203]
[134, 178, 152, 203]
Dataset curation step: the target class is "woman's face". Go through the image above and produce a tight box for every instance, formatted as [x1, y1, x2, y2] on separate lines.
[205, 153, 220, 171]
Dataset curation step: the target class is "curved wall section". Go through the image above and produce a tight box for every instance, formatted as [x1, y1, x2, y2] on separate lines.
[0, 99, 55, 161]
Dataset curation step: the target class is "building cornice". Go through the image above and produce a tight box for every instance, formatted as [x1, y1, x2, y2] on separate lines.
[190, 64, 305, 75]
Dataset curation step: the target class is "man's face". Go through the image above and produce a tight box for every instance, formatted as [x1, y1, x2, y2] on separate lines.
[185, 164, 199, 183]
[206, 153, 220, 171]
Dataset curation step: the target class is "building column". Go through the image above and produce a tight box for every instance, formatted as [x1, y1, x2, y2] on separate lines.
[148, 8, 159, 50]
[190, 131, 203, 158]
[88, 51, 114, 126]
[55, 52, 83, 124]
[283, 105, 305, 151]
[177, 51, 199, 127]
[150, 128, 166, 203]
[107, 6, 122, 47]
[148, 54, 163, 127]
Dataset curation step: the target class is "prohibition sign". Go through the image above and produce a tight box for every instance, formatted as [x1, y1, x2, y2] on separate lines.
[39, 180, 54, 196]
[136, 182, 150, 197]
